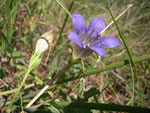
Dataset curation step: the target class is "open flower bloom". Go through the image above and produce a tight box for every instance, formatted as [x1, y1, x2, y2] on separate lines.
[67, 13, 120, 58]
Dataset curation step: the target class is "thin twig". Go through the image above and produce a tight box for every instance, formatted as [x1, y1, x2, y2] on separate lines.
[48, 63, 72, 85]
[0, 79, 8, 87]
[26, 85, 49, 108]
[101, 4, 133, 34]
[25, 63, 71, 108]
[31, 97, 58, 109]
[44, 47, 51, 65]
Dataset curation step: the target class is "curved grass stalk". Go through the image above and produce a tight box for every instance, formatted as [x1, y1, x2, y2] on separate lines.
[103, 0, 143, 106]
[55, 0, 72, 18]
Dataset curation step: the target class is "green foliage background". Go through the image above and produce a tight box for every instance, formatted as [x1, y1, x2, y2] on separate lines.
[0, 0, 150, 112]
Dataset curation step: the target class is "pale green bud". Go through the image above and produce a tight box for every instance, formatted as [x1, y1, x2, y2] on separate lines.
[35, 38, 49, 53]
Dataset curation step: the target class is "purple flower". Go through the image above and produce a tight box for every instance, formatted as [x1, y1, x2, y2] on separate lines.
[67, 13, 120, 58]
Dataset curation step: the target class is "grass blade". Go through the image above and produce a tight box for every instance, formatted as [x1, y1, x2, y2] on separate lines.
[55, 102, 150, 113]
[55, 0, 72, 18]
[103, 0, 143, 106]
[53, 0, 74, 53]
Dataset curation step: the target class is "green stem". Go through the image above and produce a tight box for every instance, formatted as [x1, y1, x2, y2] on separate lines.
[20, 93, 24, 113]
[58, 54, 150, 84]
[1, 54, 149, 96]
[53, 0, 74, 53]
[103, 0, 143, 106]
[7, 53, 41, 111]
[8, 70, 30, 110]
[0, 88, 18, 96]
[55, 0, 72, 18]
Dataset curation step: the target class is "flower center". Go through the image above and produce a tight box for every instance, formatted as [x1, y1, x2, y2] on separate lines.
[79, 28, 99, 48]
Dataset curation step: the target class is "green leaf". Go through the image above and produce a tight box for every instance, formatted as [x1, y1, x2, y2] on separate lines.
[29, 52, 42, 71]
[84, 88, 100, 99]
[0, 66, 6, 78]
[74, 64, 81, 73]
[79, 80, 84, 94]
[24, 107, 52, 113]
[34, 75, 43, 85]
[48, 105, 60, 113]
[6, 105, 17, 113]
[55, 102, 150, 113]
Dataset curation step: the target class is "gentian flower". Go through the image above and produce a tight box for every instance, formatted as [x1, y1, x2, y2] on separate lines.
[67, 13, 120, 58]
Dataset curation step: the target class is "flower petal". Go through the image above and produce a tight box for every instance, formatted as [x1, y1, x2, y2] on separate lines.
[99, 36, 120, 48]
[67, 31, 83, 48]
[72, 13, 86, 34]
[89, 46, 106, 56]
[89, 17, 106, 33]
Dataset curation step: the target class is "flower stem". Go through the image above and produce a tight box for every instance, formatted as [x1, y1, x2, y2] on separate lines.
[7, 53, 41, 112]
[55, 0, 72, 18]
[48, 56, 81, 85]
[7, 70, 30, 112]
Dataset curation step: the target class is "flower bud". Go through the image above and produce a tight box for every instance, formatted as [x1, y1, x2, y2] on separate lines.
[35, 38, 49, 53]
[40, 30, 53, 45]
